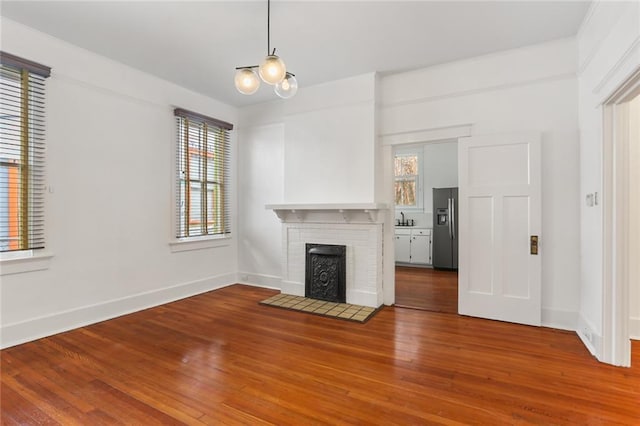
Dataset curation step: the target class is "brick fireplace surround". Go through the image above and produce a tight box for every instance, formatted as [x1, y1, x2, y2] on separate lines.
[266, 204, 388, 308]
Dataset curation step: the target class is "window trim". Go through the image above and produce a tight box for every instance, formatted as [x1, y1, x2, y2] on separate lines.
[173, 108, 233, 131]
[172, 108, 233, 248]
[0, 51, 50, 257]
[394, 148, 424, 212]
[0, 250, 54, 276]
[169, 235, 231, 253]
[0, 51, 50, 78]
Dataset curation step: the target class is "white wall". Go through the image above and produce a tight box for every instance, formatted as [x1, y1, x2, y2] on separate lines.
[380, 38, 581, 330]
[577, 1, 640, 354]
[630, 95, 640, 340]
[283, 74, 378, 204]
[238, 38, 582, 328]
[237, 74, 383, 293]
[237, 120, 284, 289]
[0, 18, 239, 348]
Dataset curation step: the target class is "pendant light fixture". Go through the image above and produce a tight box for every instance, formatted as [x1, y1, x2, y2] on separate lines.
[234, 0, 297, 98]
[275, 72, 298, 99]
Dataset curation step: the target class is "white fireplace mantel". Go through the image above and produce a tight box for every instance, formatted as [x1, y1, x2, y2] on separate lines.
[265, 203, 388, 223]
[267, 203, 387, 307]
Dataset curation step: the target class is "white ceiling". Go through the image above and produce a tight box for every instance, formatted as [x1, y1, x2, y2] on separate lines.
[1, 1, 590, 107]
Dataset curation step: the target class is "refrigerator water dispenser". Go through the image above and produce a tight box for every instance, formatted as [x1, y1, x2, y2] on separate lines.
[436, 208, 448, 225]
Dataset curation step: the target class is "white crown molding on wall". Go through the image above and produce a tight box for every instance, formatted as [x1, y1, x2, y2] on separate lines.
[576, 0, 600, 41]
[577, 1, 639, 76]
[593, 37, 640, 101]
[381, 38, 576, 107]
[381, 73, 577, 111]
[380, 124, 473, 146]
[1, 17, 237, 121]
[576, 0, 602, 74]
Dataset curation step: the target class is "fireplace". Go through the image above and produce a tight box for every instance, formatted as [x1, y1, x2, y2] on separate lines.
[266, 203, 387, 308]
[305, 243, 346, 303]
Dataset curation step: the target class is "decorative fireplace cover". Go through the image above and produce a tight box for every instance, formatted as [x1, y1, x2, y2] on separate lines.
[305, 243, 346, 303]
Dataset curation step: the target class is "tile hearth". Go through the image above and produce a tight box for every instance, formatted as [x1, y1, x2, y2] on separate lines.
[259, 294, 378, 323]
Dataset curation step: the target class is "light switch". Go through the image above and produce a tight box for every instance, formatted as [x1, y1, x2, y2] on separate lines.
[586, 194, 594, 207]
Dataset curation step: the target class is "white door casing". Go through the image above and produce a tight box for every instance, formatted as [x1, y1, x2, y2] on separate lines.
[601, 69, 640, 367]
[458, 133, 542, 326]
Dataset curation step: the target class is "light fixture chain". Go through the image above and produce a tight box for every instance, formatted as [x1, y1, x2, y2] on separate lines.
[235, 0, 297, 97]
[267, 0, 271, 55]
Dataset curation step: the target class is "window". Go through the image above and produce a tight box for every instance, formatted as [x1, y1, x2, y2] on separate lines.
[0, 52, 50, 253]
[174, 108, 232, 239]
[394, 150, 423, 209]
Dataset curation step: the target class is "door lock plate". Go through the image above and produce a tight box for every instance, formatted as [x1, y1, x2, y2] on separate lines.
[530, 235, 538, 255]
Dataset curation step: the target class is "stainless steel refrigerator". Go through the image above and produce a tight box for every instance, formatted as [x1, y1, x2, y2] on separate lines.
[432, 187, 458, 270]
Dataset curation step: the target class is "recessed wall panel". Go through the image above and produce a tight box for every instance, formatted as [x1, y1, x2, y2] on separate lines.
[502, 196, 530, 298]
[468, 143, 529, 186]
[468, 196, 493, 294]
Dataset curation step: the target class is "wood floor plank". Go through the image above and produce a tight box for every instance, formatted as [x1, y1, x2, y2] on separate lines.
[1, 284, 639, 424]
[0, 383, 58, 425]
[395, 266, 458, 313]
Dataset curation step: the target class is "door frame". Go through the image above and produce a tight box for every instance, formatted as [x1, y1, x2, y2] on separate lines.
[381, 124, 472, 306]
[602, 68, 640, 367]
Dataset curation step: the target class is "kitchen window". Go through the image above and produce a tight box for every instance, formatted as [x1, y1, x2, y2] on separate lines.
[394, 149, 423, 210]
[174, 108, 233, 243]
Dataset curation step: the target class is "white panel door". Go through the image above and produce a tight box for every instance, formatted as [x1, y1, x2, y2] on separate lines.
[458, 133, 542, 326]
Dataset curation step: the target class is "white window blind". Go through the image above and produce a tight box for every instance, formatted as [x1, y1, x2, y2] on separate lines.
[174, 108, 233, 239]
[0, 52, 50, 252]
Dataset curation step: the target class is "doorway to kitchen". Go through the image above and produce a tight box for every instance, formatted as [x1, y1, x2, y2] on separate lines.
[393, 141, 459, 313]
[395, 266, 458, 313]
[602, 68, 640, 366]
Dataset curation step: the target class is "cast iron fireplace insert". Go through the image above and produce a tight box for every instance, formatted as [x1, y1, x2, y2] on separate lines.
[305, 243, 346, 303]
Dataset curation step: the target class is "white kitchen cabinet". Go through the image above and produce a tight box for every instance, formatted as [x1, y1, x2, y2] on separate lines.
[411, 234, 430, 264]
[395, 228, 432, 265]
[394, 229, 411, 263]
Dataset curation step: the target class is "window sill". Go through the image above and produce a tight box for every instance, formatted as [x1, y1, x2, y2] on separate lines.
[169, 235, 231, 253]
[0, 252, 54, 276]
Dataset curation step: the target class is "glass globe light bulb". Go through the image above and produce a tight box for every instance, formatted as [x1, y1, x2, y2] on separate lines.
[259, 55, 286, 85]
[275, 73, 298, 99]
[234, 68, 260, 95]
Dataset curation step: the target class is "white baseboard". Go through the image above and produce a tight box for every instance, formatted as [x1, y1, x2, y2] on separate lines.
[0, 272, 237, 349]
[630, 317, 640, 340]
[281, 280, 304, 296]
[237, 272, 281, 290]
[576, 313, 603, 360]
[541, 308, 578, 331]
[347, 289, 381, 308]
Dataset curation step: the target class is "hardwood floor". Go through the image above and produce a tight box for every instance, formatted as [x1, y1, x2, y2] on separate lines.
[395, 266, 458, 313]
[2, 284, 639, 424]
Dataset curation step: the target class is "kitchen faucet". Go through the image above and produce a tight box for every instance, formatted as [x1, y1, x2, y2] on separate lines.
[400, 211, 404, 225]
